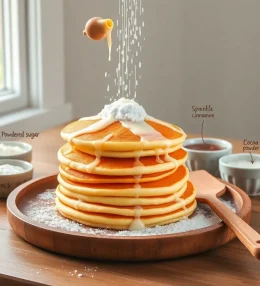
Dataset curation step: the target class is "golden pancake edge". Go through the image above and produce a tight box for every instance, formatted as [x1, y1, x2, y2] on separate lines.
[56, 100, 197, 231]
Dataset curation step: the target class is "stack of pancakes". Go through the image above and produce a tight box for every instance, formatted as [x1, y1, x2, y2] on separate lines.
[56, 116, 197, 230]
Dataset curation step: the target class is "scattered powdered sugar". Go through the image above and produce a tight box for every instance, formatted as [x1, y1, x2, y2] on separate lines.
[68, 266, 98, 278]
[118, 201, 236, 236]
[24, 189, 236, 237]
[37, 189, 56, 200]
[99, 97, 147, 122]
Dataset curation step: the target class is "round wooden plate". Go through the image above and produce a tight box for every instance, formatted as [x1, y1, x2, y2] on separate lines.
[7, 174, 251, 262]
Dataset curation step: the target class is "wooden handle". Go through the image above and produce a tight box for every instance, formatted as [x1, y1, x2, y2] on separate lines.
[207, 197, 260, 259]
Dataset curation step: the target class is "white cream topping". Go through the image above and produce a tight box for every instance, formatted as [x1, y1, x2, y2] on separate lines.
[79, 115, 101, 121]
[60, 98, 186, 231]
[63, 98, 184, 145]
[121, 121, 166, 142]
[67, 117, 115, 144]
[99, 97, 147, 122]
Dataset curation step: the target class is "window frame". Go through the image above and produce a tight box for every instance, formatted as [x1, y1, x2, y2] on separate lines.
[0, 0, 4, 90]
[0, 0, 28, 115]
[0, 0, 72, 131]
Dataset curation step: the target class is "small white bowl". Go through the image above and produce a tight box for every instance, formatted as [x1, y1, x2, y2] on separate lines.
[220, 153, 260, 196]
[0, 159, 33, 198]
[183, 138, 233, 177]
[0, 141, 32, 162]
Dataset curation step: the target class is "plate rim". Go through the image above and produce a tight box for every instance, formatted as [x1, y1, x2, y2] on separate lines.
[7, 173, 252, 241]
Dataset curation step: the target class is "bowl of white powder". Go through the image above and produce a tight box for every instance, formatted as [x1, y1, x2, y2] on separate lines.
[220, 153, 260, 196]
[0, 142, 32, 162]
[0, 159, 33, 198]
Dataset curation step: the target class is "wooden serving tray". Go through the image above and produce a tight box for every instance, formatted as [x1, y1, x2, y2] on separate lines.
[7, 174, 251, 262]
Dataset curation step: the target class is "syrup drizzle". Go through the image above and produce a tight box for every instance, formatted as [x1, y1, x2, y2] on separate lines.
[62, 114, 185, 230]
[79, 115, 101, 121]
[128, 152, 145, 230]
[129, 206, 145, 231]
[67, 117, 115, 144]
[64, 146, 74, 156]
[120, 119, 183, 177]
[133, 155, 143, 197]
[107, 31, 112, 61]
[133, 175, 142, 198]
[63, 115, 184, 149]
[121, 121, 167, 142]
[75, 199, 83, 210]
[175, 198, 188, 219]
[84, 134, 114, 173]
[155, 149, 164, 164]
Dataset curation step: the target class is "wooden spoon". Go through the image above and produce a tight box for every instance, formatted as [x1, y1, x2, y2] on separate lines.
[190, 170, 260, 259]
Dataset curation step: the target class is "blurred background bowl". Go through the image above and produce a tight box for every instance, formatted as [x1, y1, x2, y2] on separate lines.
[0, 141, 32, 162]
[220, 153, 260, 196]
[0, 159, 33, 198]
[183, 138, 232, 177]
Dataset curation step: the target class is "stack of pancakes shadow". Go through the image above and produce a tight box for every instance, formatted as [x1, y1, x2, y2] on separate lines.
[56, 116, 197, 231]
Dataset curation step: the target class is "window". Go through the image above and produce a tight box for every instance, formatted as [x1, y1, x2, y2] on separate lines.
[0, 0, 27, 115]
[0, 0, 72, 131]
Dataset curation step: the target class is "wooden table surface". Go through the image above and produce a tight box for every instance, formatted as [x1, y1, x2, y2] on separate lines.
[0, 125, 260, 286]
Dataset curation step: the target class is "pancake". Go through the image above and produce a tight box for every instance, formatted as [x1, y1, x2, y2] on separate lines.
[74, 143, 182, 158]
[56, 181, 195, 217]
[56, 199, 197, 230]
[61, 118, 187, 152]
[57, 182, 187, 206]
[57, 164, 189, 197]
[56, 99, 197, 231]
[58, 144, 188, 176]
[59, 164, 177, 184]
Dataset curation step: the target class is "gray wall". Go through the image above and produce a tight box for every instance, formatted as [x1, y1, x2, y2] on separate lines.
[64, 0, 260, 139]
[180, 0, 260, 138]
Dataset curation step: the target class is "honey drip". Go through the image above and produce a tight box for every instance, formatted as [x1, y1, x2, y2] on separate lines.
[84, 134, 113, 173]
[64, 146, 74, 156]
[107, 31, 112, 61]
[175, 198, 188, 219]
[128, 155, 145, 230]
[61, 111, 185, 231]
[129, 206, 145, 231]
[67, 117, 115, 145]
[75, 199, 83, 210]
[155, 149, 164, 164]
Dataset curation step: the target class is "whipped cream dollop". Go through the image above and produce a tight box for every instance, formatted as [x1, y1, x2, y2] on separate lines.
[99, 98, 147, 122]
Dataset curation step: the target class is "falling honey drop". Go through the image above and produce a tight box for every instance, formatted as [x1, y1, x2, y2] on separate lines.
[107, 32, 112, 61]
[83, 17, 114, 61]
